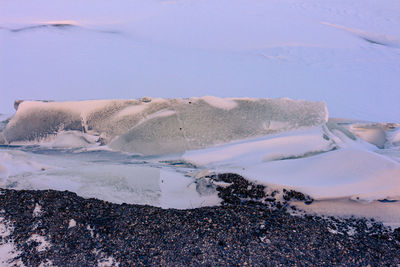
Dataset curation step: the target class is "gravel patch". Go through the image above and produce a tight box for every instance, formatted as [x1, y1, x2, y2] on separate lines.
[0, 173, 399, 266]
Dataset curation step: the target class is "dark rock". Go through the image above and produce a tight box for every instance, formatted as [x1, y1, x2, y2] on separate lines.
[212, 173, 266, 205]
[283, 189, 314, 205]
[0, 184, 399, 266]
[378, 199, 398, 203]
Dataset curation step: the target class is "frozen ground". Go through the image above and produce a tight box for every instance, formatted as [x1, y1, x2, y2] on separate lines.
[0, 0, 400, 122]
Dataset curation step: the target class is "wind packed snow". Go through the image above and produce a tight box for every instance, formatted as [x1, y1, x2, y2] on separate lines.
[0, 0, 400, 122]
[183, 127, 336, 166]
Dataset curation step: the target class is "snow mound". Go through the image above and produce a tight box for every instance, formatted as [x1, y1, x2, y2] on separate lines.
[183, 127, 336, 166]
[183, 126, 400, 201]
[2, 97, 327, 155]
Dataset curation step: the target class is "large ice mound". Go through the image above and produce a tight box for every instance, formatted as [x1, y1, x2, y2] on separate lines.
[1, 97, 328, 155]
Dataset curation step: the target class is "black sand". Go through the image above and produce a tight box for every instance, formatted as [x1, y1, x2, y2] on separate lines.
[1, 174, 400, 266]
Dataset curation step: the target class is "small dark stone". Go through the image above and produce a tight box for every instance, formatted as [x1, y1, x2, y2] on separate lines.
[378, 199, 398, 203]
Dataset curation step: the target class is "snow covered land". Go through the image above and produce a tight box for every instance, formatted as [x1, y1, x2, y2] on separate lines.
[0, 0, 400, 264]
[0, 0, 399, 122]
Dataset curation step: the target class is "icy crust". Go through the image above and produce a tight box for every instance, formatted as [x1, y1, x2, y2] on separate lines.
[1, 97, 327, 155]
[0, 149, 219, 209]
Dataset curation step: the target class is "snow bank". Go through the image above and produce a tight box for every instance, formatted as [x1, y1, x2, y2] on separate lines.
[246, 148, 400, 200]
[2, 97, 327, 155]
[204, 147, 400, 201]
[183, 127, 336, 166]
[183, 126, 400, 201]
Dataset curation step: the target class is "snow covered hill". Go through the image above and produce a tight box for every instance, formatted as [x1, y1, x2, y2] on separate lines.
[1, 0, 399, 122]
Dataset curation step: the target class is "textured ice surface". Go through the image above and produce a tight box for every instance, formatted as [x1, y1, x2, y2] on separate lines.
[0, 148, 219, 209]
[2, 98, 327, 155]
[0, 149, 162, 205]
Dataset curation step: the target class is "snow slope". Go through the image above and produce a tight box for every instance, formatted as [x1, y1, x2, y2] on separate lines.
[1, 0, 399, 122]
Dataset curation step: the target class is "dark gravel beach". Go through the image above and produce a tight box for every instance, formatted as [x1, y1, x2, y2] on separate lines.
[1, 173, 400, 266]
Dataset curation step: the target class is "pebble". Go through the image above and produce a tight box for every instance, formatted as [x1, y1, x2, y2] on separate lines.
[0, 175, 399, 266]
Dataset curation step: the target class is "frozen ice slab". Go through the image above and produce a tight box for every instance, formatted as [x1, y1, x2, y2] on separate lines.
[0, 149, 162, 205]
[0, 148, 219, 209]
[2, 97, 327, 155]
